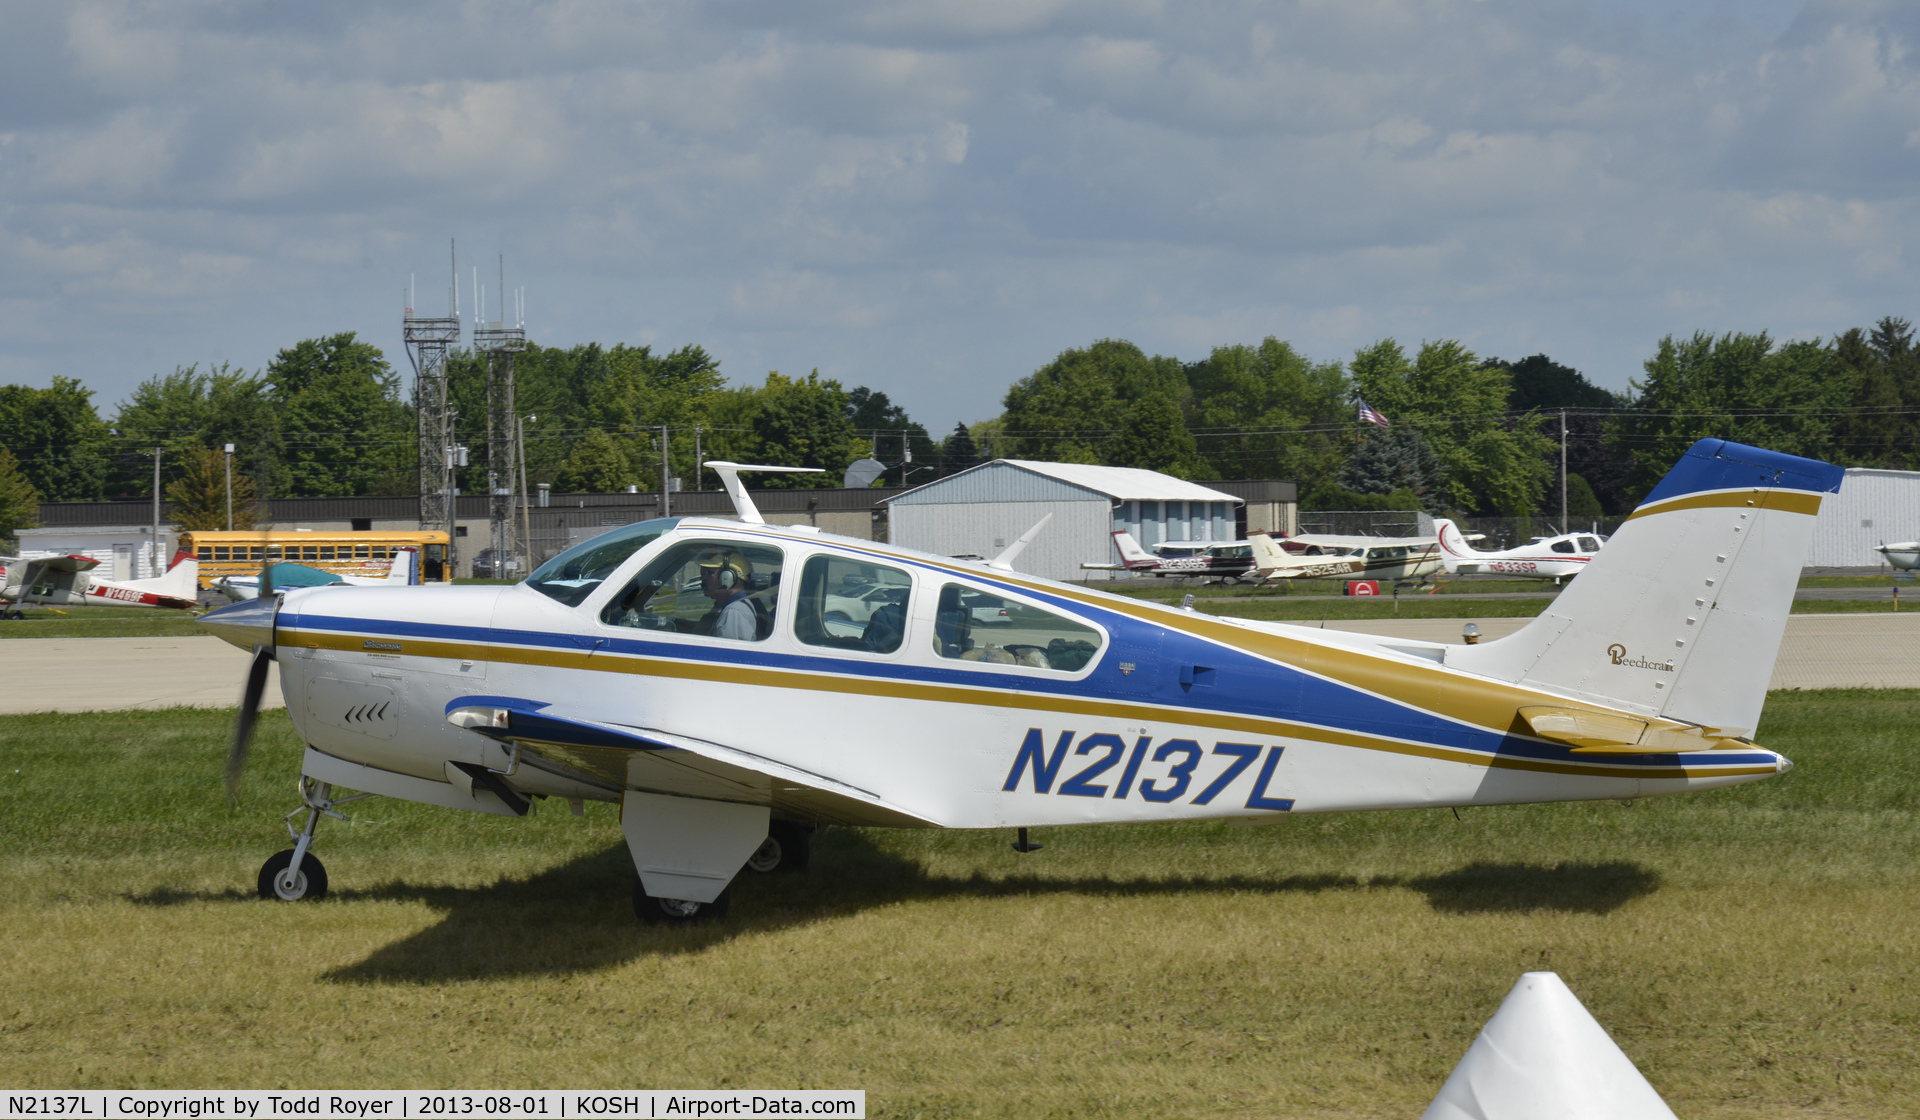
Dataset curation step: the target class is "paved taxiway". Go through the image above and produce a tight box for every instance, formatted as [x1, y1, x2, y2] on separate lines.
[1, 613, 1916, 714]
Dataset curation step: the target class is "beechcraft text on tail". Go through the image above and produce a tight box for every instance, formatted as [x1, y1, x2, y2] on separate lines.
[201, 442, 1834, 923]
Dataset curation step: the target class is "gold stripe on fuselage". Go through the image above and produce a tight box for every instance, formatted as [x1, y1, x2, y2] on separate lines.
[279, 626, 1777, 780]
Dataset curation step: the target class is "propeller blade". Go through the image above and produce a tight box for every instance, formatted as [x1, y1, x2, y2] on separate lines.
[258, 555, 274, 598]
[226, 645, 272, 801]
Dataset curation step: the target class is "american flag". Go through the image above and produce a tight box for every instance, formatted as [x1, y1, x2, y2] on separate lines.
[1357, 399, 1390, 429]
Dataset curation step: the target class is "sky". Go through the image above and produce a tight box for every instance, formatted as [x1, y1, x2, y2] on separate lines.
[3, 0, 1917, 434]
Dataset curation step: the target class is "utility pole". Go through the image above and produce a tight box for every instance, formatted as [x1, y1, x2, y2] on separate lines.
[224, 443, 235, 531]
[151, 448, 161, 579]
[659, 425, 671, 517]
[693, 425, 703, 491]
[1559, 408, 1568, 532]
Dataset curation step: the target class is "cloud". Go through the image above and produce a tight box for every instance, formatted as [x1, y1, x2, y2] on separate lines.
[0, 0, 1915, 430]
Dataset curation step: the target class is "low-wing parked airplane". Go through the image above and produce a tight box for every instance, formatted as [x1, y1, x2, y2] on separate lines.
[1245, 531, 1446, 582]
[1, 550, 200, 612]
[1434, 520, 1603, 580]
[203, 441, 1834, 923]
[1873, 542, 1920, 570]
[1080, 531, 1255, 582]
[213, 547, 419, 602]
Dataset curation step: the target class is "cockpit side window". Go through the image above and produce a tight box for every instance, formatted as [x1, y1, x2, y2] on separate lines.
[600, 539, 785, 641]
[794, 554, 912, 654]
[1578, 536, 1601, 552]
[931, 582, 1103, 672]
[527, 518, 681, 607]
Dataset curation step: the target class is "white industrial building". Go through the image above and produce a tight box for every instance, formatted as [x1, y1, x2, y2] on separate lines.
[1806, 467, 1920, 568]
[14, 525, 172, 580]
[885, 460, 1245, 582]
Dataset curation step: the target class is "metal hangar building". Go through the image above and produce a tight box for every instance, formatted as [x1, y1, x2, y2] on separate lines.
[885, 459, 1247, 582]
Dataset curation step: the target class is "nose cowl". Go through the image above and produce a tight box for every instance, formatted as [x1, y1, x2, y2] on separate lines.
[199, 594, 278, 655]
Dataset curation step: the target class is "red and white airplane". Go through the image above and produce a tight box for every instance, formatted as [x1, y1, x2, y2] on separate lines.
[0, 550, 201, 614]
[1081, 531, 1255, 582]
[1434, 519, 1603, 580]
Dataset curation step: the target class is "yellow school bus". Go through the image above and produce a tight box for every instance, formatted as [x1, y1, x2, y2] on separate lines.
[179, 530, 453, 589]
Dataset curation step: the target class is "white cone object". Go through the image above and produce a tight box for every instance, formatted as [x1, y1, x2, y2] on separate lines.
[1422, 971, 1677, 1120]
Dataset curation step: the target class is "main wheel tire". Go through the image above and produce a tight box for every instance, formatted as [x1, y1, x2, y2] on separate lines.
[745, 821, 813, 873]
[633, 881, 730, 924]
[257, 849, 328, 901]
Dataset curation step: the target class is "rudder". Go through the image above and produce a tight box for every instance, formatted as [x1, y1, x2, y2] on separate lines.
[1449, 439, 1841, 736]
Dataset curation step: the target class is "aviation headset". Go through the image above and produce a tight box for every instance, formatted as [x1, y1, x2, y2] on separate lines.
[698, 547, 752, 590]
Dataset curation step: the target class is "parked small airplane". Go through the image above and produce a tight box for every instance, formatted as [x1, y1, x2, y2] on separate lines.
[202, 441, 1834, 924]
[1245, 531, 1446, 582]
[1, 550, 200, 613]
[1873, 542, 1920, 570]
[1081, 531, 1255, 582]
[213, 548, 419, 602]
[1434, 520, 1603, 581]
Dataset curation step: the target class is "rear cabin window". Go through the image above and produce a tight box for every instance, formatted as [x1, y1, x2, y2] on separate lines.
[1551, 539, 1576, 554]
[931, 583, 1102, 672]
[601, 540, 785, 641]
[794, 555, 911, 654]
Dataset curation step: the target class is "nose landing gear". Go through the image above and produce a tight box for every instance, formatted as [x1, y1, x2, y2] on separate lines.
[257, 777, 369, 901]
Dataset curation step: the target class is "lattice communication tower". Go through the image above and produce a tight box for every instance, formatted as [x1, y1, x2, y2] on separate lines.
[404, 247, 463, 550]
[474, 280, 527, 580]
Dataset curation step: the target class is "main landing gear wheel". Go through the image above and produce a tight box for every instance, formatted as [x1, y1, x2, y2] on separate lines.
[745, 821, 814, 873]
[258, 849, 329, 901]
[633, 881, 730, 924]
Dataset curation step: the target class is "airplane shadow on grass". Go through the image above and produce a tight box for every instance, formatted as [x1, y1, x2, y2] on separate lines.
[128, 834, 1660, 983]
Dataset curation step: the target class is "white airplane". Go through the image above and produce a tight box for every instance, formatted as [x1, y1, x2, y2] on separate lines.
[213, 548, 420, 602]
[1080, 531, 1255, 582]
[1873, 542, 1920, 570]
[1434, 519, 1603, 581]
[1, 550, 201, 613]
[202, 442, 1832, 923]
[1245, 531, 1446, 582]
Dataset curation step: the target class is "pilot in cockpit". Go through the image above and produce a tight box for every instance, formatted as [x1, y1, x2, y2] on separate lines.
[698, 547, 759, 641]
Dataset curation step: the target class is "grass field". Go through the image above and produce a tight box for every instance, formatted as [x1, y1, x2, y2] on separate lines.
[1, 695, 1916, 1116]
[0, 606, 206, 639]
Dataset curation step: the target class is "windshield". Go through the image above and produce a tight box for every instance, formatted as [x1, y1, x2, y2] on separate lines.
[527, 518, 680, 607]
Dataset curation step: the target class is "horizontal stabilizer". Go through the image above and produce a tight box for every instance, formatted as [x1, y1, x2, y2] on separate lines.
[1519, 706, 1755, 755]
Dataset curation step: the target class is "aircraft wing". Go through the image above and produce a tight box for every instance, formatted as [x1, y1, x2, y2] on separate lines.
[34, 554, 100, 573]
[445, 697, 936, 828]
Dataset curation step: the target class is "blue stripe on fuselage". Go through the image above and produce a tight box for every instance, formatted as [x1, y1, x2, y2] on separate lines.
[286, 578, 1769, 772]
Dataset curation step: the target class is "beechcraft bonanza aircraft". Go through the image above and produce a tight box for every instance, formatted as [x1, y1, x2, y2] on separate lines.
[213, 547, 420, 602]
[1, 550, 200, 614]
[203, 441, 1836, 923]
[1434, 519, 1603, 581]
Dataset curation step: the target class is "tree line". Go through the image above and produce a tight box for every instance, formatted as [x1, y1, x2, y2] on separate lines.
[3, 316, 1919, 543]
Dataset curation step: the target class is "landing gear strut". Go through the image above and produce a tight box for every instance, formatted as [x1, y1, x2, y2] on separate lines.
[257, 777, 368, 901]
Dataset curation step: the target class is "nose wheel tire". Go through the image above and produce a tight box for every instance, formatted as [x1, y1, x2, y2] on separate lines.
[633, 881, 730, 924]
[257, 849, 329, 901]
[745, 821, 813, 873]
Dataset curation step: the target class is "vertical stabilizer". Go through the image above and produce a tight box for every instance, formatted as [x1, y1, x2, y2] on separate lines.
[1433, 518, 1475, 573]
[385, 547, 419, 585]
[1109, 530, 1156, 569]
[1449, 439, 1842, 735]
[1423, 971, 1676, 1120]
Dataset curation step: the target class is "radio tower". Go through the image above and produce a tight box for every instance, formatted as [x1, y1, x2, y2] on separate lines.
[474, 255, 528, 579]
[405, 241, 463, 554]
